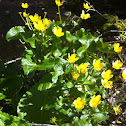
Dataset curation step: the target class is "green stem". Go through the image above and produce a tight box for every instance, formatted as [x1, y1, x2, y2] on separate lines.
[70, 17, 81, 32]
[58, 6, 62, 22]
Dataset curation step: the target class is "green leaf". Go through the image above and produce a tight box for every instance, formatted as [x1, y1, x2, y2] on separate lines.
[0, 93, 5, 100]
[6, 26, 25, 41]
[72, 20, 79, 27]
[83, 76, 96, 85]
[53, 49, 62, 58]
[62, 117, 92, 126]
[75, 28, 96, 49]
[0, 111, 29, 126]
[21, 31, 36, 48]
[17, 83, 63, 124]
[92, 113, 108, 123]
[77, 46, 87, 57]
[22, 55, 55, 75]
[0, 76, 23, 100]
[66, 31, 77, 43]
[52, 64, 64, 83]
[21, 56, 36, 75]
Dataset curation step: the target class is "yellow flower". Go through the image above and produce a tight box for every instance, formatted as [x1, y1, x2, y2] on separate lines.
[83, 3, 93, 9]
[71, 72, 80, 80]
[101, 79, 113, 88]
[51, 116, 57, 123]
[18, 12, 22, 15]
[117, 120, 122, 124]
[67, 54, 79, 63]
[89, 95, 102, 107]
[53, 27, 64, 37]
[112, 60, 123, 69]
[23, 12, 29, 17]
[101, 70, 113, 80]
[55, 0, 64, 7]
[93, 59, 104, 71]
[113, 105, 120, 115]
[73, 97, 86, 109]
[114, 43, 122, 53]
[29, 13, 41, 22]
[77, 63, 88, 74]
[43, 18, 51, 25]
[22, 3, 29, 9]
[122, 69, 126, 79]
[33, 20, 47, 31]
[81, 10, 90, 20]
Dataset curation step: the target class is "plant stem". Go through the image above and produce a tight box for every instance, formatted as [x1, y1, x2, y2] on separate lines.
[58, 6, 62, 22]
[70, 17, 81, 32]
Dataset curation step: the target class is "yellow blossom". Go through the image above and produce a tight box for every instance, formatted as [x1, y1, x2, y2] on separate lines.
[33, 20, 47, 31]
[77, 63, 88, 74]
[73, 97, 86, 109]
[101, 79, 113, 88]
[55, 0, 64, 7]
[18, 12, 22, 15]
[29, 13, 41, 22]
[89, 95, 102, 107]
[23, 12, 29, 17]
[101, 70, 113, 80]
[122, 69, 126, 79]
[67, 54, 79, 63]
[113, 105, 120, 115]
[81, 10, 90, 20]
[117, 120, 122, 123]
[83, 3, 93, 9]
[43, 18, 51, 25]
[51, 117, 57, 123]
[112, 60, 123, 69]
[22, 3, 29, 9]
[71, 72, 80, 80]
[114, 43, 122, 53]
[53, 27, 64, 37]
[93, 59, 104, 71]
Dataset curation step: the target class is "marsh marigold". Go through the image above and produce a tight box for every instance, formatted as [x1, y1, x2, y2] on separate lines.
[83, 3, 93, 9]
[81, 10, 90, 20]
[89, 95, 102, 107]
[93, 59, 104, 71]
[22, 3, 29, 9]
[101, 79, 113, 88]
[77, 63, 88, 74]
[114, 43, 122, 53]
[73, 97, 86, 109]
[122, 69, 126, 79]
[113, 105, 120, 115]
[112, 60, 123, 69]
[53, 27, 64, 37]
[29, 13, 41, 22]
[33, 20, 47, 31]
[101, 70, 113, 80]
[55, 0, 64, 7]
[67, 54, 79, 63]
[71, 72, 80, 80]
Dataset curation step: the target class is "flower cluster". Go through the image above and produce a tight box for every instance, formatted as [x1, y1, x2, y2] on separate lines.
[80, 3, 92, 20]
[20, 3, 64, 37]
[114, 43, 122, 53]
[101, 70, 113, 88]
[74, 95, 102, 110]
[73, 97, 86, 109]
[93, 59, 104, 71]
